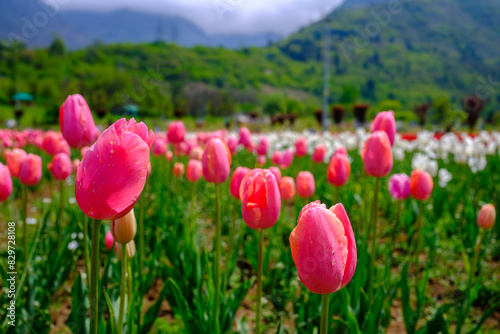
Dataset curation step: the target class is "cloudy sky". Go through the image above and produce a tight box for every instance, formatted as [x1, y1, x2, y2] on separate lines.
[56, 0, 344, 36]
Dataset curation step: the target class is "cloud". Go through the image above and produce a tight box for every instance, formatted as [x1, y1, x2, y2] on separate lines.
[57, 0, 343, 35]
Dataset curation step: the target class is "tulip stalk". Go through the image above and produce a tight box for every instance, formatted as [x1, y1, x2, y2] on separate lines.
[22, 185, 28, 264]
[138, 193, 145, 286]
[90, 219, 101, 334]
[118, 244, 128, 333]
[214, 183, 221, 332]
[83, 212, 90, 290]
[368, 177, 380, 301]
[320, 294, 330, 334]
[56, 181, 64, 242]
[256, 229, 263, 334]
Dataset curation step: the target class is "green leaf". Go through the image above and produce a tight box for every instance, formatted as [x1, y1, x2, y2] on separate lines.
[275, 318, 282, 334]
[467, 299, 500, 334]
[140, 280, 169, 334]
[66, 272, 89, 334]
[401, 264, 416, 334]
[103, 289, 118, 334]
[425, 304, 450, 334]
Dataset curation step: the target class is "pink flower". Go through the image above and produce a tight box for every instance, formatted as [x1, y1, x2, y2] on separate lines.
[226, 135, 238, 154]
[238, 127, 252, 147]
[105, 231, 115, 251]
[410, 169, 433, 201]
[0, 163, 13, 202]
[186, 159, 202, 183]
[296, 171, 315, 198]
[256, 137, 269, 156]
[279, 176, 295, 200]
[72, 159, 80, 174]
[280, 149, 294, 169]
[48, 153, 72, 181]
[202, 138, 231, 184]
[19, 154, 42, 186]
[76, 118, 154, 220]
[230, 166, 250, 199]
[59, 94, 99, 148]
[152, 138, 167, 156]
[240, 169, 281, 230]
[42, 131, 62, 156]
[388, 174, 410, 200]
[362, 131, 393, 178]
[5, 148, 27, 178]
[327, 153, 350, 187]
[477, 204, 496, 230]
[295, 137, 307, 157]
[269, 166, 282, 182]
[312, 144, 326, 164]
[189, 146, 204, 161]
[272, 151, 282, 165]
[290, 201, 357, 294]
[167, 121, 186, 143]
[257, 155, 266, 166]
[370, 111, 396, 146]
[173, 162, 185, 178]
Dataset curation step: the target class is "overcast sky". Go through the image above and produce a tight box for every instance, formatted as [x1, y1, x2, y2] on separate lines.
[55, 0, 344, 36]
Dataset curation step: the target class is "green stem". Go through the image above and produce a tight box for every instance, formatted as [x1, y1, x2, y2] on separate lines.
[413, 202, 424, 306]
[320, 294, 330, 334]
[214, 183, 221, 332]
[128, 261, 133, 301]
[118, 244, 127, 333]
[138, 192, 144, 288]
[368, 177, 379, 301]
[83, 212, 90, 291]
[90, 219, 102, 334]
[334, 186, 339, 205]
[256, 229, 264, 334]
[56, 181, 64, 243]
[22, 185, 28, 264]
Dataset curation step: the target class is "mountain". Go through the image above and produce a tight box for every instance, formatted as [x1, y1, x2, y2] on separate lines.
[0, 0, 280, 49]
[279, 0, 500, 107]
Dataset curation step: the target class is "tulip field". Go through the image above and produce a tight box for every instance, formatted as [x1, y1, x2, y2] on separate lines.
[0, 95, 500, 334]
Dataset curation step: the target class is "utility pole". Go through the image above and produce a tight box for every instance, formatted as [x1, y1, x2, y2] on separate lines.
[322, 15, 331, 133]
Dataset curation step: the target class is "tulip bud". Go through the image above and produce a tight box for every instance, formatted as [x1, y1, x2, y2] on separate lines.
[72, 159, 80, 174]
[153, 138, 167, 156]
[5, 148, 27, 178]
[185, 159, 201, 182]
[370, 111, 396, 146]
[240, 169, 281, 230]
[238, 127, 252, 148]
[189, 146, 204, 161]
[295, 137, 307, 157]
[312, 144, 326, 163]
[115, 240, 136, 260]
[19, 153, 42, 186]
[477, 204, 495, 230]
[296, 171, 315, 198]
[110, 209, 137, 244]
[388, 173, 411, 200]
[59, 94, 100, 148]
[0, 163, 13, 202]
[167, 121, 186, 143]
[173, 162, 185, 178]
[42, 131, 62, 156]
[279, 176, 295, 200]
[202, 138, 231, 184]
[48, 153, 72, 181]
[327, 153, 350, 187]
[272, 151, 282, 165]
[290, 201, 357, 294]
[280, 149, 294, 169]
[105, 231, 115, 251]
[256, 137, 269, 156]
[362, 131, 393, 178]
[230, 166, 250, 199]
[410, 169, 433, 201]
[269, 166, 282, 182]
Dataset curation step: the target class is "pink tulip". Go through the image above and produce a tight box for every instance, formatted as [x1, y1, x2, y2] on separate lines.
[81, 146, 89, 158]
[186, 159, 202, 183]
[230, 166, 250, 199]
[152, 138, 167, 156]
[189, 146, 204, 161]
[280, 149, 294, 169]
[19, 154, 42, 186]
[279, 176, 295, 200]
[167, 121, 185, 143]
[202, 138, 231, 184]
[165, 151, 173, 161]
[362, 131, 393, 178]
[76, 118, 154, 220]
[371, 111, 396, 146]
[72, 159, 80, 174]
[59, 94, 99, 148]
[272, 151, 282, 165]
[256, 137, 269, 156]
[269, 166, 282, 182]
[48, 153, 72, 181]
[388, 174, 410, 200]
[240, 169, 281, 230]
[295, 137, 307, 157]
[0, 163, 13, 201]
[5, 148, 27, 178]
[296, 171, 315, 198]
[410, 169, 433, 201]
[105, 231, 115, 251]
[312, 144, 326, 163]
[335, 146, 348, 157]
[238, 127, 252, 147]
[173, 163, 184, 178]
[327, 153, 350, 187]
[42, 131, 62, 156]
[477, 204, 496, 230]
[146, 162, 152, 178]
[227, 135, 238, 154]
[289, 201, 357, 294]
[257, 155, 266, 166]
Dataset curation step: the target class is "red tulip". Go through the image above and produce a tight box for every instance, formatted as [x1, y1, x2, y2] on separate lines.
[5, 148, 27, 178]
[269, 166, 282, 182]
[59, 94, 99, 148]
[410, 169, 433, 201]
[42, 131, 62, 156]
[370, 111, 396, 146]
[279, 176, 295, 200]
[327, 153, 351, 187]
[272, 151, 282, 165]
[186, 159, 202, 183]
[173, 162, 185, 178]
[295, 137, 307, 157]
[240, 169, 281, 230]
[76, 118, 154, 220]
[477, 204, 496, 230]
[362, 131, 393, 178]
[202, 138, 231, 184]
[296, 171, 315, 198]
[312, 144, 326, 163]
[105, 231, 115, 251]
[256, 137, 269, 156]
[290, 201, 357, 294]
[19, 153, 42, 186]
[0, 162, 13, 201]
[230, 166, 250, 199]
[48, 152, 72, 181]
[167, 121, 185, 143]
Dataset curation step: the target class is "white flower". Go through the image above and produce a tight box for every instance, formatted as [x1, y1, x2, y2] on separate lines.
[438, 168, 452, 188]
[68, 241, 79, 250]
